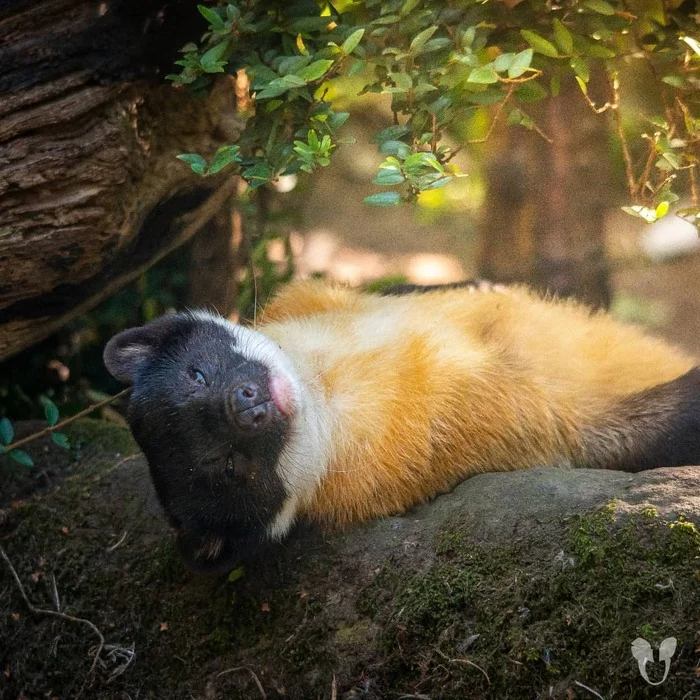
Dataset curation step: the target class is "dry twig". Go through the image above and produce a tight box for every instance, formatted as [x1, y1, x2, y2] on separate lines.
[574, 680, 606, 700]
[0, 545, 105, 696]
[216, 666, 267, 698]
[2, 388, 131, 454]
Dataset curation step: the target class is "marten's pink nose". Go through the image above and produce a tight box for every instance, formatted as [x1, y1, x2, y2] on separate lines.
[229, 382, 274, 433]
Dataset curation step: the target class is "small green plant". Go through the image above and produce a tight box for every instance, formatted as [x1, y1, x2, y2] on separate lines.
[0, 397, 70, 468]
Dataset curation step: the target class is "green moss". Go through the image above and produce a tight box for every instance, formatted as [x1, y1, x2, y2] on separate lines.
[359, 502, 700, 698]
[334, 619, 374, 650]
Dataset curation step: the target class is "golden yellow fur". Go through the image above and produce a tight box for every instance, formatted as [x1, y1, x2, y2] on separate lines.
[257, 280, 695, 529]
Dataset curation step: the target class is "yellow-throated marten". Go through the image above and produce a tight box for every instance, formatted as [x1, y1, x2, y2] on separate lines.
[104, 279, 700, 570]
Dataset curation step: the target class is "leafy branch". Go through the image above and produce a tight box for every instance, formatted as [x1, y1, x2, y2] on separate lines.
[167, 0, 700, 222]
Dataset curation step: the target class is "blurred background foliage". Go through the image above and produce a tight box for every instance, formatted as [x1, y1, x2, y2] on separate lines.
[2, 0, 700, 461]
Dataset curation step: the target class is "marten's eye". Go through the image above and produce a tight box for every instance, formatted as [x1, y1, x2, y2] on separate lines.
[190, 368, 207, 386]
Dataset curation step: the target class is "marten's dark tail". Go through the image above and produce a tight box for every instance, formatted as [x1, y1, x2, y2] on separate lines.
[580, 367, 700, 472]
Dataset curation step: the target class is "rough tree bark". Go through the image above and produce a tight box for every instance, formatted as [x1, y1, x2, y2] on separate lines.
[0, 0, 243, 360]
[478, 76, 614, 308]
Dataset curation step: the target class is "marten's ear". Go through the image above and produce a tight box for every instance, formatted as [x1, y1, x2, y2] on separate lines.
[104, 316, 179, 384]
[103, 326, 157, 384]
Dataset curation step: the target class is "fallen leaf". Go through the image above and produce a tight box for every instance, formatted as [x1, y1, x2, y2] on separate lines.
[60, 526, 69, 535]
[11, 612, 20, 622]
[160, 622, 169, 632]
[31, 571, 40, 583]
[261, 602, 271, 613]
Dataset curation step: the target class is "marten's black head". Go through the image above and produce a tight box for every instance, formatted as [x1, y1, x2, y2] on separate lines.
[104, 311, 306, 572]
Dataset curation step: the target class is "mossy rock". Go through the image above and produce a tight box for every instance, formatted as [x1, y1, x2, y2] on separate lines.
[1, 420, 699, 698]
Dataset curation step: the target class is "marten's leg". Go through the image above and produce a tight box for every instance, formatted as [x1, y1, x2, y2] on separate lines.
[580, 367, 700, 471]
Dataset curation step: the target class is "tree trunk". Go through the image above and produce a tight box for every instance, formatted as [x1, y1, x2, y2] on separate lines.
[478, 77, 613, 308]
[0, 0, 244, 360]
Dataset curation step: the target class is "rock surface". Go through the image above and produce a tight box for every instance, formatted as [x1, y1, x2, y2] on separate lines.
[1, 421, 699, 698]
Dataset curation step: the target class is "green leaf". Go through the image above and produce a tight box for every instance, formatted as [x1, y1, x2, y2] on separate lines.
[418, 38, 453, 54]
[410, 26, 437, 54]
[400, 0, 422, 16]
[576, 38, 615, 58]
[465, 89, 505, 105]
[570, 57, 590, 83]
[379, 140, 412, 158]
[655, 201, 670, 219]
[388, 72, 412, 91]
[508, 49, 533, 78]
[420, 175, 451, 190]
[10, 450, 34, 468]
[278, 55, 311, 76]
[198, 4, 225, 30]
[51, 432, 70, 450]
[550, 73, 560, 97]
[552, 19, 574, 55]
[327, 112, 350, 130]
[583, 0, 615, 15]
[228, 566, 246, 583]
[0, 417, 13, 446]
[371, 125, 411, 144]
[364, 191, 402, 207]
[657, 150, 682, 171]
[40, 397, 59, 426]
[516, 81, 548, 102]
[621, 205, 659, 223]
[508, 108, 535, 130]
[414, 82, 438, 94]
[575, 75, 588, 95]
[177, 153, 208, 176]
[342, 28, 365, 55]
[296, 59, 334, 82]
[208, 145, 241, 175]
[347, 59, 366, 77]
[493, 53, 514, 73]
[521, 30, 559, 58]
[467, 66, 499, 84]
[373, 168, 405, 185]
[662, 74, 686, 88]
[242, 162, 274, 189]
[256, 74, 308, 99]
[372, 15, 399, 28]
[200, 41, 230, 71]
[461, 26, 476, 49]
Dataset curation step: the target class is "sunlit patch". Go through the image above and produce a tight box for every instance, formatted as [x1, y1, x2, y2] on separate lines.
[405, 254, 464, 285]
